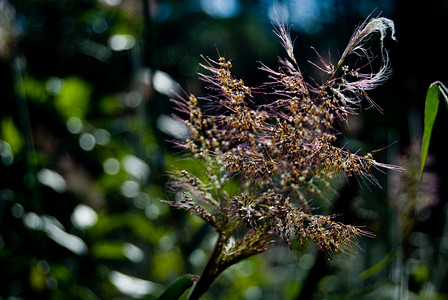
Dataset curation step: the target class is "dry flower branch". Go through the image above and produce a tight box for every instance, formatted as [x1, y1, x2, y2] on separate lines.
[167, 16, 399, 299]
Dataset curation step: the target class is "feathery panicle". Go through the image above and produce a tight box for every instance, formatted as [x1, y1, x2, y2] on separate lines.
[338, 17, 396, 67]
[273, 18, 299, 68]
[168, 16, 398, 264]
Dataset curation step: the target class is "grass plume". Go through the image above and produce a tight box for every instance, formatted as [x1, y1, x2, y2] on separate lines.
[167, 16, 398, 299]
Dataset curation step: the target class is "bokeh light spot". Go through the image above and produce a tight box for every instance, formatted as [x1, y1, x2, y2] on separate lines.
[37, 168, 67, 193]
[71, 204, 98, 230]
[108, 34, 135, 51]
[103, 157, 120, 175]
[200, 0, 241, 18]
[120, 180, 140, 198]
[66, 117, 83, 134]
[79, 133, 96, 151]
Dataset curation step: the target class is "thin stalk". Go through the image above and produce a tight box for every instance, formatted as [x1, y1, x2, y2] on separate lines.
[188, 233, 229, 300]
[188, 228, 270, 299]
[11, 55, 42, 213]
[312, 59, 344, 103]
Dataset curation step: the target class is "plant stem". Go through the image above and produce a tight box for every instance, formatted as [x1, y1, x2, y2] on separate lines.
[188, 233, 229, 300]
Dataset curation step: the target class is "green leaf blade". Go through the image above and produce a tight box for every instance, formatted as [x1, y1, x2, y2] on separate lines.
[360, 249, 397, 280]
[420, 83, 440, 176]
[157, 275, 199, 300]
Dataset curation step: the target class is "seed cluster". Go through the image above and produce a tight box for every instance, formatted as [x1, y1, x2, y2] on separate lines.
[168, 17, 398, 256]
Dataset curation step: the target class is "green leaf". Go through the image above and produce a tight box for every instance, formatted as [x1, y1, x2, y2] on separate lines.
[1, 117, 24, 154]
[359, 249, 397, 280]
[420, 83, 440, 176]
[90, 241, 127, 260]
[157, 275, 198, 300]
[54, 76, 92, 120]
[88, 213, 162, 244]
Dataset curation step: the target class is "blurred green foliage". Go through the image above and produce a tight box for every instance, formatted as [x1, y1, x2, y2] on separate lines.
[0, 0, 447, 299]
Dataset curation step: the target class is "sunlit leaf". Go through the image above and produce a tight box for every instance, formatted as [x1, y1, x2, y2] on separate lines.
[54, 76, 92, 120]
[30, 260, 48, 292]
[420, 82, 448, 176]
[89, 213, 163, 244]
[1, 116, 24, 154]
[99, 95, 121, 115]
[90, 241, 127, 260]
[151, 249, 185, 281]
[20, 76, 48, 103]
[410, 261, 430, 285]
